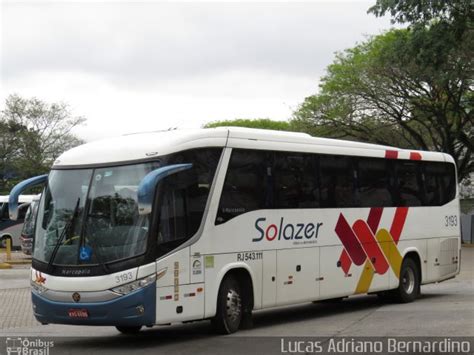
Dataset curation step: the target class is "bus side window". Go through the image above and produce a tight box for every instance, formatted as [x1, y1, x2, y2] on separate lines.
[395, 161, 422, 207]
[216, 149, 271, 224]
[422, 162, 444, 206]
[273, 152, 319, 208]
[356, 158, 393, 207]
[441, 163, 456, 204]
[319, 155, 357, 208]
[157, 148, 222, 250]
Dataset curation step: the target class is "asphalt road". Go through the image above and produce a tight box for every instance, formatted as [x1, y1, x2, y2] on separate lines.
[0, 248, 473, 355]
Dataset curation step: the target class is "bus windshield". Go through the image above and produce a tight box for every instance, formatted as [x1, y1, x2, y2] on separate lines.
[34, 162, 160, 266]
[33, 148, 222, 268]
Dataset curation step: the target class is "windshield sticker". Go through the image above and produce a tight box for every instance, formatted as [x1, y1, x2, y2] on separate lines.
[79, 246, 92, 261]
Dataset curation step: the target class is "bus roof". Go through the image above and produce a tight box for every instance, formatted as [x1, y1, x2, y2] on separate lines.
[53, 127, 452, 168]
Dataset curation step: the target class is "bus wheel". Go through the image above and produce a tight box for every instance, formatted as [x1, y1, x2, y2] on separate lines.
[393, 258, 420, 303]
[212, 276, 242, 334]
[0, 236, 12, 249]
[115, 326, 142, 334]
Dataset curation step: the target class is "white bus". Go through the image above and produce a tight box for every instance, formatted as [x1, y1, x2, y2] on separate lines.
[9, 128, 460, 334]
[1, 194, 36, 248]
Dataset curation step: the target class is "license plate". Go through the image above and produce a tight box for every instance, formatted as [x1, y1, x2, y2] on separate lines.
[68, 309, 89, 318]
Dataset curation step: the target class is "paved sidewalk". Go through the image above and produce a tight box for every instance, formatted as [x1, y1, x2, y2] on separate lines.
[0, 288, 39, 329]
[0, 248, 472, 337]
[0, 268, 38, 330]
[0, 249, 32, 264]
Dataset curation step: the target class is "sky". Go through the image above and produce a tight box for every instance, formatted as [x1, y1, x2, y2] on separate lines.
[1, 0, 394, 142]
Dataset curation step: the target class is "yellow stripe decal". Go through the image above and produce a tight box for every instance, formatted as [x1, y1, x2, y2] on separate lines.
[375, 229, 403, 279]
[355, 260, 374, 294]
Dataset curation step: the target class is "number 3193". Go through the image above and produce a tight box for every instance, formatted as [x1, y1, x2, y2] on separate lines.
[444, 215, 457, 227]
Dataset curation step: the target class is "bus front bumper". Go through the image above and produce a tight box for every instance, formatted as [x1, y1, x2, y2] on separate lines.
[32, 284, 156, 327]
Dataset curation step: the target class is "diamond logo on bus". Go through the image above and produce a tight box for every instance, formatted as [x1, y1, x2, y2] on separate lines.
[335, 207, 408, 293]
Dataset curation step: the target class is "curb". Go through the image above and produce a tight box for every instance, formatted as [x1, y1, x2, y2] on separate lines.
[0, 263, 12, 269]
[462, 244, 474, 248]
[3, 260, 32, 265]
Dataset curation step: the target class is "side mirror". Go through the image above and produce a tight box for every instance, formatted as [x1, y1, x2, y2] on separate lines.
[9, 175, 48, 221]
[137, 163, 192, 215]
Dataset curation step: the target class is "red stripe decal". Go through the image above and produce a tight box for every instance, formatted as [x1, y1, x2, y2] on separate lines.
[410, 152, 422, 160]
[390, 207, 408, 242]
[339, 250, 352, 274]
[367, 207, 383, 234]
[352, 220, 389, 274]
[385, 150, 398, 159]
[335, 214, 366, 266]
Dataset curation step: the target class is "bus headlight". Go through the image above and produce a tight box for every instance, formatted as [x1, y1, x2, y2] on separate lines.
[111, 274, 156, 295]
[31, 280, 47, 295]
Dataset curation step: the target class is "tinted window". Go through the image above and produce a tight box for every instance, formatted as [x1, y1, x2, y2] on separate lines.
[441, 163, 456, 204]
[18, 204, 29, 220]
[422, 162, 456, 205]
[215, 149, 457, 224]
[319, 155, 356, 207]
[157, 148, 222, 254]
[0, 203, 8, 220]
[274, 152, 319, 208]
[357, 158, 393, 207]
[216, 150, 272, 224]
[395, 161, 422, 206]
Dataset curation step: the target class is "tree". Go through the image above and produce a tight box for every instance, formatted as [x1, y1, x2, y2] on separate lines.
[292, 24, 473, 180]
[368, 0, 472, 36]
[0, 94, 86, 193]
[204, 118, 297, 131]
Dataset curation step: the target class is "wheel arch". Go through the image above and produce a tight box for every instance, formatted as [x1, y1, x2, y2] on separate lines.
[211, 263, 256, 317]
[402, 248, 423, 283]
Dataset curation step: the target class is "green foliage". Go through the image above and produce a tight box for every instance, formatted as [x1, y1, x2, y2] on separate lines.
[204, 118, 296, 131]
[0, 94, 86, 194]
[368, 0, 472, 38]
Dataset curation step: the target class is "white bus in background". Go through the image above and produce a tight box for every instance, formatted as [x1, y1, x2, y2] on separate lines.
[9, 128, 460, 334]
[0, 194, 36, 248]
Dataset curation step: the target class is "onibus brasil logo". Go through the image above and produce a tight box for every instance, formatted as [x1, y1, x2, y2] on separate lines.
[335, 207, 408, 293]
[5, 337, 54, 355]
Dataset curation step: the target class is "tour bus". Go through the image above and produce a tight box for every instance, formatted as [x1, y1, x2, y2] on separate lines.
[9, 128, 460, 334]
[20, 195, 41, 255]
[0, 195, 35, 248]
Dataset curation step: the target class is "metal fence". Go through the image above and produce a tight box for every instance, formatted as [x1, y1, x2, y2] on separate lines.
[461, 214, 474, 244]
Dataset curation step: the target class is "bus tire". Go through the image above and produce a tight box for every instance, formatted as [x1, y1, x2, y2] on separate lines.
[115, 326, 142, 334]
[393, 258, 420, 303]
[212, 276, 242, 334]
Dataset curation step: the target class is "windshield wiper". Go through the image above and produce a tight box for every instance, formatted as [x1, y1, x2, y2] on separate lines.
[47, 198, 80, 272]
